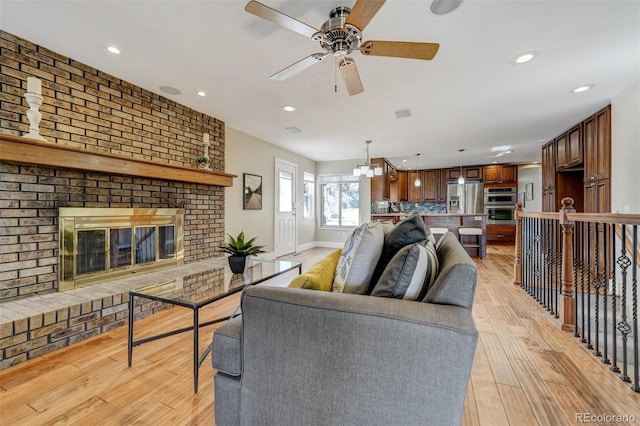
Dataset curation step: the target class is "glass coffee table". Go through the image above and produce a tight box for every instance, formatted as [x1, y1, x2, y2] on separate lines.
[127, 258, 302, 393]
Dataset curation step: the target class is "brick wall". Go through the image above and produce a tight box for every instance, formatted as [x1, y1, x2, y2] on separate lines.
[0, 31, 227, 302]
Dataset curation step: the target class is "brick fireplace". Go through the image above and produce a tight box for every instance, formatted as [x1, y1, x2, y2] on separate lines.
[0, 31, 233, 368]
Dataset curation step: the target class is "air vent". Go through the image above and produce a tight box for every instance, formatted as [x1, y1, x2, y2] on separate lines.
[286, 126, 302, 133]
[395, 109, 412, 119]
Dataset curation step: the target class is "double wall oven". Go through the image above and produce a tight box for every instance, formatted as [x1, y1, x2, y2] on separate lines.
[484, 187, 517, 225]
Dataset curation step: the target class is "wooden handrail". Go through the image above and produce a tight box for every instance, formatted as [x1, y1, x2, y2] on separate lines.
[567, 213, 640, 225]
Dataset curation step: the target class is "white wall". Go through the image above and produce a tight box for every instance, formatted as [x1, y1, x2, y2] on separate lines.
[225, 127, 316, 253]
[611, 80, 640, 214]
[517, 164, 542, 212]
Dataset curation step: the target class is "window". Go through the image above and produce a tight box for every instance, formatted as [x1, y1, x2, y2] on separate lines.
[320, 174, 360, 228]
[303, 171, 314, 219]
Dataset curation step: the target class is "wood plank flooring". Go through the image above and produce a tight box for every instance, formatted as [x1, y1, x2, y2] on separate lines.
[1, 246, 639, 425]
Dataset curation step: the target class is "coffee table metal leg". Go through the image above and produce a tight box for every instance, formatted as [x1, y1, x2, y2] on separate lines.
[127, 294, 134, 367]
[193, 307, 199, 393]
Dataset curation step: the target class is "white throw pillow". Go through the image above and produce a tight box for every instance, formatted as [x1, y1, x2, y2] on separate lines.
[332, 222, 384, 294]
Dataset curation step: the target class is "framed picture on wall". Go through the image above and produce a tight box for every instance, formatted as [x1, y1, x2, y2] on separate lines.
[243, 173, 262, 210]
[525, 182, 534, 201]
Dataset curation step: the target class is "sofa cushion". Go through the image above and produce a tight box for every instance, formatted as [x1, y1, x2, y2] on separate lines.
[332, 222, 384, 294]
[371, 240, 439, 300]
[378, 219, 395, 236]
[212, 315, 243, 376]
[288, 249, 341, 292]
[369, 213, 432, 291]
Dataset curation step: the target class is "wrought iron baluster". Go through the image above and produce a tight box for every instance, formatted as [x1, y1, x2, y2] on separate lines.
[610, 223, 619, 372]
[631, 225, 639, 392]
[586, 222, 593, 350]
[618, 224, 632, 382]
[580, 222, 587, 343]
[535, 218, 542, 303]
[574, 220, 580, 337]
[602, 223, 610, 364]
[555, 219, 561, 318]
[593, 222, 602, 357]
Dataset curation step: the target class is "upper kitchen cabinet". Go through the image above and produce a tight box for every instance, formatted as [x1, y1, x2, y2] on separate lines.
[482, 165, 517, 185]
[447, 166, 483, 181]
[584, 105, 611, 183]
[556, 124, 583, 170]
[542, 141, 556, 190]
[394, 170, 408, 202]
[408, 171, 423, 202]
[371, 158, 398, 201]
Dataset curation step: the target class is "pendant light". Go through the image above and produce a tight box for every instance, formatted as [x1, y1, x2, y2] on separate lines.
[457, 148, 465, 185]
[414, 153, 421, 187]
[352, 140, 383, 178]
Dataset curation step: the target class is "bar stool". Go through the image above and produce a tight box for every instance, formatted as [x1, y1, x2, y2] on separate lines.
[430, 227, 449, 237]
[458, 227, 485, 259]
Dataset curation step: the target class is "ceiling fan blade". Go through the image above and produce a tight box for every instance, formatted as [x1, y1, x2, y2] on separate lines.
[270, 53, 328, 81]
[245, 1, 321, 39]
[338, 57, 364, 96]
[360, 40, 440, 60]
[344, 0, 386, 32]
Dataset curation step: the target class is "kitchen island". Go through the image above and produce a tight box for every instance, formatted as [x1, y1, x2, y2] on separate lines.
[370, 213, 487, 258]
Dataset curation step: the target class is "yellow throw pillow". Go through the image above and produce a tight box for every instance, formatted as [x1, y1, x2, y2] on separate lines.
[288, 249, 342, 292]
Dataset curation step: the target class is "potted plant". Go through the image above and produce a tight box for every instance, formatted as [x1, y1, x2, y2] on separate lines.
[219, 231, 266, 273]
[196, 155, 210, 169]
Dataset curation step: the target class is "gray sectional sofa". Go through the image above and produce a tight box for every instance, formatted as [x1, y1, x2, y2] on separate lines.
[212, 231, 479, 426]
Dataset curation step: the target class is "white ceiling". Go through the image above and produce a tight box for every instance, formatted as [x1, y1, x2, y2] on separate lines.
[1, 0, 638, 169]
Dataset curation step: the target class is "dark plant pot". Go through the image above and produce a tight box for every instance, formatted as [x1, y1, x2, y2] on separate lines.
[228, 255, 249, 273]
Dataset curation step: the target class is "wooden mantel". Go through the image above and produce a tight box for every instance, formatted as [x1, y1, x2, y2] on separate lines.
[0, 133, 235, 186]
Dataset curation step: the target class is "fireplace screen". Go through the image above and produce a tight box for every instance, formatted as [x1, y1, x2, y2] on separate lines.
[59, 208, 184, 291]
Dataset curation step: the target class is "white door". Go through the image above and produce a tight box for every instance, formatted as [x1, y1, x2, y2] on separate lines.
[274, 158, 297, 257]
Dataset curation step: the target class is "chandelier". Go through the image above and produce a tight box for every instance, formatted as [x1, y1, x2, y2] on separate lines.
[353, 140, 383, 178]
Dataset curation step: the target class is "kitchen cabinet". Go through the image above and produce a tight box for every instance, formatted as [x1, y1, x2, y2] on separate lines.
[436, 168, 447, 202]
[542, 141, 556, 191]
[447, 166, 483, 181]
[422, 170, 438, 201]
[584, 105, 611, 183]
[394, 170, 408, 202]
[556, 124, 583, 170]
[483, 164, 517, 185]
[408, 171, 423, 202]
[370, 158, 396, 201]
[584, 179, 610, 213]
[486, 225, 516, 243]
[542, 189, 556, 212]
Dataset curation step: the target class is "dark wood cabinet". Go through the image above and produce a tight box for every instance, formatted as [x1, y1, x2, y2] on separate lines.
[584, 105, 611, 183]
[556, 124, 583, 170]
[542, 189, 556, 212]
[483, 164, 517, 185]
[371, 158, 397, 201]
[584, 179, 610, 213]
[436, 169, 447, 202]
[394, 170, 408, 202]
[422, 170, 438, 201]
[447, 166, 483, 181]
[542, 141, 556, 191]
[408, 171, 422, 202]
[486, 225, 516, 243]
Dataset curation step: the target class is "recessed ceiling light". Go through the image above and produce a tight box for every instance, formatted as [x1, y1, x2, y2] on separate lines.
[159, 86, 181, 95]
[196, 91, 206, 97]
[282, 105, 296, 112]
[429, 0, 463, 16]
[107, 46, 121, 55]
[572, 84, 595, 93]
[511, 51, 538, 65]
[402, 159, 408, 162]
[505, 150, 513, 154]
[492, 161, 498, 164]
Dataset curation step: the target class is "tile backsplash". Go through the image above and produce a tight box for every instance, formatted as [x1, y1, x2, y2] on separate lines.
[371, 201, 447, 215]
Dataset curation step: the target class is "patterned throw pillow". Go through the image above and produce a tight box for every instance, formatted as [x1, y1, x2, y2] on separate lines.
[332, 222, 384, 294]
[371, 240, 439, 300]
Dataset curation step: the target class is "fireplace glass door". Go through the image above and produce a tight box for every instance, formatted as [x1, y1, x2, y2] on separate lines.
[59, 208, 184, 291]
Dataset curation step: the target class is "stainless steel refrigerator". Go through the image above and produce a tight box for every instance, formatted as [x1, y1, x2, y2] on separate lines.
[447, 181, 484, 214]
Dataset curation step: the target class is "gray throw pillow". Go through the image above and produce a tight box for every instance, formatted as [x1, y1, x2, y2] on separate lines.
[332, 222, 384, 294]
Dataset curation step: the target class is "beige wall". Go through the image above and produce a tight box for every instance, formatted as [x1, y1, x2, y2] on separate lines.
[225, 127, 316, 254]
[611, 80, 640, 214]
[517, 164, 542, 212]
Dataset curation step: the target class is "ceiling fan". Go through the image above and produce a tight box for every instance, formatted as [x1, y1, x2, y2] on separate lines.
[245, 0, 440, 96]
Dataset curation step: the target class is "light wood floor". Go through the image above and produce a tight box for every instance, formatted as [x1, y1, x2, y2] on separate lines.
[1, 246, 639, 425]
